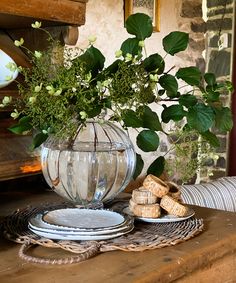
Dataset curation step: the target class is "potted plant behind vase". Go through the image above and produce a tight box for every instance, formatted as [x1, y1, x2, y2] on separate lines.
[1, 13, 233, 207]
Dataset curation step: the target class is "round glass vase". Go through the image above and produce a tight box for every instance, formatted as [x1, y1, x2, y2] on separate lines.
[41, 121, 136, 208]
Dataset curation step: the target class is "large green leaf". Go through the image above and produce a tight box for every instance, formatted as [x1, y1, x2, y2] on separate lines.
[142, 106, 162, 131]
[147, 156, 165, 177]
[176, 66, 202, 86]
[187, 103, 215, 133]
[136, 130, 159, 152]
[121, 38, 141, 56]
[201, 131, 220, 147]
[78, 46, 105, 77]
[204, 73, 216, 86]
[158, 74, 178, 97]
[123, 110, 143, 128]
[179, 94, 198, 108]
[161, 105, 186, 123]
[133, 153, 144, 179]
[125, 13, 153, 40]
[214, 107, 233, 132]
[143, 53, 165, 74]
[31, 132, 48, 149]
[8, 116, 32, 135]
[163, 31, 189, 56]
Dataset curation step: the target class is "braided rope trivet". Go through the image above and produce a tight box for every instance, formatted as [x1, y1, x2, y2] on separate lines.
[0, 202, 204, 265]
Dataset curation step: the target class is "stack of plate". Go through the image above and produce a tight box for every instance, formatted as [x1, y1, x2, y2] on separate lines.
[28, 208, 134, 241]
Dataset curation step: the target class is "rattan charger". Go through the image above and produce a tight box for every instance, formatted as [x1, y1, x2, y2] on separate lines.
[0, 202, 204, 265]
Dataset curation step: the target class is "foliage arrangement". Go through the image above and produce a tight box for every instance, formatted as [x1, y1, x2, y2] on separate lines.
[1, 13, 233, 181]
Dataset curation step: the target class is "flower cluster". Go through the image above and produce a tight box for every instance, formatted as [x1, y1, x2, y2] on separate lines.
[2, 13, 233, 180]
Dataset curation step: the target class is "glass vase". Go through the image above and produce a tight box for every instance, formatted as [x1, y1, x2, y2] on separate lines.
[41, 121, 136, 208]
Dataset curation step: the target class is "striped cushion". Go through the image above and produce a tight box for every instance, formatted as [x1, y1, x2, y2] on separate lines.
[181, 177, 236, 212]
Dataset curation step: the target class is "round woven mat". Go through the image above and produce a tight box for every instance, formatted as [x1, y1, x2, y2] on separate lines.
[1, 202, 204, 265]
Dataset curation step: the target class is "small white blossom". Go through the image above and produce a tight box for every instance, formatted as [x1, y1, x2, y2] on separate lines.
[10, 109, 20, 119]
[5, 62, 17, 72]
[34, 83, 43, 92]
[150, 74, 158, 82]
[14, 38, 24, 47]
[2, 96, 12, 106]
[31, 21, 42, 28]
[88, 35, 97, 44]
[54, 89, 62, 96]
[46, 85, 55, 95]
[29, 96, 36, 104]
[80, 111, 87, 119]
[138, 40, 145, 47]
[42, 129, 48, 134]
[72, 87, 77, 92]
[125, 53, 132, 62]
[85, 72, 92, 82]
[115, 50, 123, 58]
[34, 51, 42, 58]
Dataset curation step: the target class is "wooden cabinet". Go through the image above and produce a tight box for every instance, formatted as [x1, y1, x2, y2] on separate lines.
[0, 0, 87, 181]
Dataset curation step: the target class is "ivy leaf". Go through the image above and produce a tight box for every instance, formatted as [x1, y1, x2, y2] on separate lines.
[125, 13, 153, 40]
[161, 105, 186, 123]
[187, 104, 215, 133]
[204, 73, 216, 86]
[133, 153, 144, 179]
[121, 38, 141, 56]
[143, 53, 165, 74]
[158, 74, 178, 97]
[176, 66, 202, 86]
[78, 46, 105, 77]
[201, 131, 220, 148]
[214, 107, 233, 132]
[31, 132, 48, 149]
[163, 31, 189, 55]
[147, 156, 165, 177]
[142, 106, 162, 131]
[8, 116, 32, 135]
[179, 94, 198, 107]
[123, 110, 143, 128]
[136, 130, 159, 152]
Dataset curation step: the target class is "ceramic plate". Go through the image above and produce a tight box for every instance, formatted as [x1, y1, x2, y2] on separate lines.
[42, 208, 126, 229]
[29, 213, 133, 235]
[29, 225, 134, 241]
[123, 207, 195, 223]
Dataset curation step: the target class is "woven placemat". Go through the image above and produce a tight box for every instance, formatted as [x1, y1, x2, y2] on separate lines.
[0, 202, 204, 265]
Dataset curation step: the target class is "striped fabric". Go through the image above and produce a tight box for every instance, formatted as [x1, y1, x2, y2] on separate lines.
[181, 177, 236, 212]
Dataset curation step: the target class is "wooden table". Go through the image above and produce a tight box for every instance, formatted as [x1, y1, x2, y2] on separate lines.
[0, 190, 236, 283]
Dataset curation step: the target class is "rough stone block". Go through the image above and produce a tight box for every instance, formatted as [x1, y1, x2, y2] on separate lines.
[207, 7, 233, 17]
[209, 33, 232, 48]
[206, 18, 232, 31]
[207, 0, 233, 8]
[181, 0, 202, 18]
[216, 156, 226, 168]
[208, 50, 231, 77]
[215, 136, 227, 153]
[209, 169, 226, 180]
[191, 21, 206, 33]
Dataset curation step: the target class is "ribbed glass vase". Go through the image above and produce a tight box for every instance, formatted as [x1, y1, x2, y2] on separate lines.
[41, 121, 136, 208]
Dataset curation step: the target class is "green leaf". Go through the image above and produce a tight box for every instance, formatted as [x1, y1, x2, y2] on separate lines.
[147, 156, 165, 177]
[204, 73, 216, 86]
[176, 66, 202, 86]
[86, 104, 102, 118]
[123, 110, 143, 128]
[125, 13, 153, 40]
[214, 107, 233, 132]
[142, 106, 162, 131]
[179, 94, 198, 107]
[158, 89, 165, 96]
[201, 131, 220, 147]
[105, 60, 121, 75]
[161, 105, 186, 123]
[187, 103, 215, 133]
[121, 38, 141, 56]
[78, 46, 105, 77]
[143, 53, 165, 74]
[205, 90, 220, 102]
[163, 31, 189, 56]
[133, 153, 144, 179]
[31, 132, 48, 149]
[158, 74, 178, 97]
[8, 116, 32, 135]
[136, 130, 159, 152]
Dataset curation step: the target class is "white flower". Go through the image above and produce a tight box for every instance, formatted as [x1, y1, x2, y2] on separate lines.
[54, 89, 62, 96]
[79, 111, 87, 119]
[14, 38, 24, 47]
[31, 21, 42, 28]
[149, 74, 158, 82]
[115, 50, 123, 58]
[46, 85, 55, 95]
[10, 109, 19, 119]
[34, 83, 43, 92]
[138, 40, 145, 47]
[88, 35, 97, 44]
[5, 62, 17, 72]
[85, 72, 92, 82]
[125, 53, 132, 62]
[42, 129, 48, 134]
[29, 96, 36, 104]
[2, 96, 12, 105]
[72, 87, 77, 92]
[34, 51, 42, 58]
[5, 75, 13, 81]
